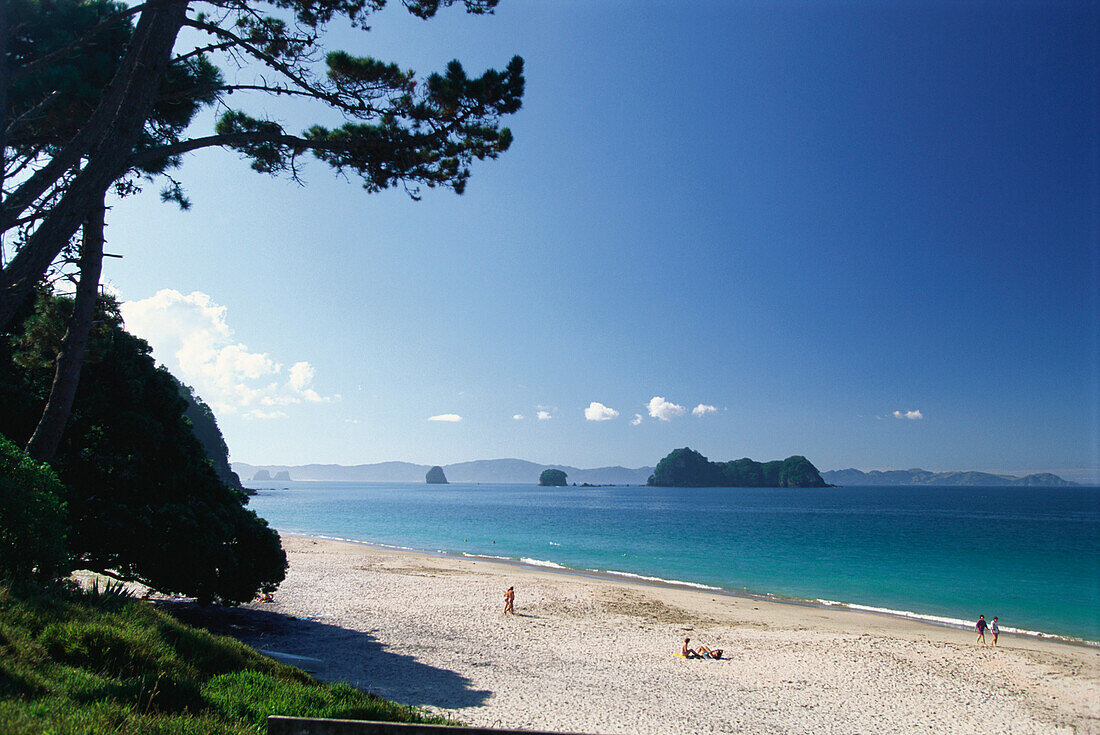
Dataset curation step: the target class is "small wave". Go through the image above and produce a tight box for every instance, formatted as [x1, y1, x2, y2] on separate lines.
[596, 569, 721, 591]
[519, 557, 567, 569]
[813, 600, 1096, 644]
[548, 541, 561, 546]
[461, 553, 514, 562]
[310, 534, 418, 551]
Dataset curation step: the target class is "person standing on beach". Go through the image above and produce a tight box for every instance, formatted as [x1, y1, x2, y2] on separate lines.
[503, 586, 515, 614]
[975, 614, 988, 645]
[990, 616, 999, 646]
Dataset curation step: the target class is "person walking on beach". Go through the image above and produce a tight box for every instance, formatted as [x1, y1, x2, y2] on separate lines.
[503, 586, 515, 615]
[990, 616, 999, 647]
[975, 614, 988, 645]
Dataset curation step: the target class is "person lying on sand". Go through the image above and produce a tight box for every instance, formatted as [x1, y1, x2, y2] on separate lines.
[682, 638, 699, 658]
[697, 646, 724, 659]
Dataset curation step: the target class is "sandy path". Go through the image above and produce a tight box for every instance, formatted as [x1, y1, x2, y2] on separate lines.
[232, 535, 1099, 734]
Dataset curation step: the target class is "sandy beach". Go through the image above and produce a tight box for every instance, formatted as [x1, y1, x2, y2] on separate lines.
[227, 534, 1099, 734]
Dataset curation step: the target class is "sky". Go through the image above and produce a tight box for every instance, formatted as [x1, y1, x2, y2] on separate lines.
[103, 0, 1099, 480]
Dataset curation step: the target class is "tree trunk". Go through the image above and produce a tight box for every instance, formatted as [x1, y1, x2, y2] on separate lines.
[25, 196, 106, 462]
[0, 1, 187, 332]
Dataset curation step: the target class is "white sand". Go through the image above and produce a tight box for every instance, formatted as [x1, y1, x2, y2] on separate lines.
[238, 535, 1099, 734]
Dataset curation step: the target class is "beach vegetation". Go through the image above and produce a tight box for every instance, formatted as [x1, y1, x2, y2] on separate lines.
[539, 468, 568, 486]
[0, 292, 286, 604]
[0, 586, 454, 733]
[0, 438, 71, 588]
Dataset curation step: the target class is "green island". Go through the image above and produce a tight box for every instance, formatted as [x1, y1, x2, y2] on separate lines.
[539, 468, 569, 486]
[647, 448, 829, 488]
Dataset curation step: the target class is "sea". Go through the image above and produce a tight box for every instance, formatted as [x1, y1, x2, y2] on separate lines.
[244, 481, 1100, 644]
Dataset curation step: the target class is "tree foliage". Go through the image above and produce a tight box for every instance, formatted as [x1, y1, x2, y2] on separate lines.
[0, 0, 525, 331]
[647, 448, 828, 488]
[0, 436, 70, 587]
[0, 293, 286, 603]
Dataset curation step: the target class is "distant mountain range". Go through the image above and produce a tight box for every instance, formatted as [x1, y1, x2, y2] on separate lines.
[232, 459, 654, 486]
[820, 468, 1077, 487]
[233, 460, 1077, 487]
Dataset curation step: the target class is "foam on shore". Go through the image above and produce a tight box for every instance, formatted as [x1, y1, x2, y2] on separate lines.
[289, 531, 1096, 647]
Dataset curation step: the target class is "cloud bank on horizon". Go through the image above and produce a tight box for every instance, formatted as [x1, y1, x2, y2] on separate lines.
[119, 289, 332, 419]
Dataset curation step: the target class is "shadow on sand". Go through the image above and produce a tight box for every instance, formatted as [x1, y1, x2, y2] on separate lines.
[163, 602, 490, 710]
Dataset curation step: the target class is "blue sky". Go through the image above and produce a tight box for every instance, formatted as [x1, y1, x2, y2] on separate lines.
[109, 1, 1098, 481]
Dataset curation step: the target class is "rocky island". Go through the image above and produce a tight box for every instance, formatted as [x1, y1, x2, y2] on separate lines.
[426, 466, 448, 484]
[647, 448, 828, 488]
[539, 469, 568, 486]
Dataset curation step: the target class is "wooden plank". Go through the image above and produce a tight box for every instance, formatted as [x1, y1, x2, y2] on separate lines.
[267, 716, 602, 735]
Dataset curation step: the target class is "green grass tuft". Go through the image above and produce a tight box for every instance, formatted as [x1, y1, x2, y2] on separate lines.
[0, 586, 456, 733]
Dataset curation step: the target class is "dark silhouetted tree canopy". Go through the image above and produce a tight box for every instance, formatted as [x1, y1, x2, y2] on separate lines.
[538, 468, 567, 486]
[0, 436, 71, 587]
[648, 448, 828, 488]
[0, 0, 525, 332]
[0, 293, 286, 603]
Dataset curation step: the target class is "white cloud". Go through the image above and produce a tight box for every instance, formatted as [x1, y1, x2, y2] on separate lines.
[692, 404, 717, 417]
[119, 289, 331, 418]
[647, 396, 685, 421]
[244, 409, 287, 420]
[512, 414, 525, 420]
[893, 409, 923, 420]
[537, 410, 552, 421]
[428, 414, 463, 422]
[631, 414, 643, 426]
[584, 402, 619, 421]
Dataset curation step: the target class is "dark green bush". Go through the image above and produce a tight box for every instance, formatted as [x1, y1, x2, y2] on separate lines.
[0, 437, 70, 586]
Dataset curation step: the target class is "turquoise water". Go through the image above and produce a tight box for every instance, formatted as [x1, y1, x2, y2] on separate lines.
[245, 482, 1100, 642]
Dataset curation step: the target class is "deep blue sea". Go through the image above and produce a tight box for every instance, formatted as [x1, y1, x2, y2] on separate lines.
[245, 482, 1100, 643]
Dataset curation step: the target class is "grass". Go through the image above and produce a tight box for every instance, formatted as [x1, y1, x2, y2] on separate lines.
[0, 584, 456, 734]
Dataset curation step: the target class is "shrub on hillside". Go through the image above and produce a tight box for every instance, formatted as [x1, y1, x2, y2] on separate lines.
[0, 437, 70, 587]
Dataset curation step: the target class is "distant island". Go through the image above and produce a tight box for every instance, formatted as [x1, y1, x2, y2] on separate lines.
[426, 466, 448, 484]
[234, 459, 653, 485]
[821, 468, 1077, 487]
[648, 448, 828, 488]
[233, 459, 1078, 488]
[252, 469, 292, 482]
[539, 469, 568, 486]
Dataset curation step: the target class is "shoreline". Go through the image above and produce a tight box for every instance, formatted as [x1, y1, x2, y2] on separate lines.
[290, 531, 1099, 648]
[230, 533, 1099, 734]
